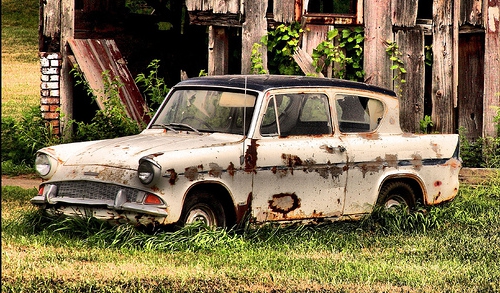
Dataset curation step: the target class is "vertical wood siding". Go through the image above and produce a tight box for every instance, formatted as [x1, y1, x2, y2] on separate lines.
[364, 0, 393, 89]
[396, 29, 426, 133]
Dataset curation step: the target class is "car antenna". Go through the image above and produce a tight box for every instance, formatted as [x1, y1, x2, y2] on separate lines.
[240, 75, 248, 166]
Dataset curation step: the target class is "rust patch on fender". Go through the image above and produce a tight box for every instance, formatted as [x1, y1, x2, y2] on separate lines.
[268, 193, 301, 216]
[385, 154, 398, 168]
[245, 139, 259, 173]
[208, 163, 223, 178]
[167, 169, 178, 185]
[357, 156, 384, 178]
[184, 166, 198, 181]
[411, 154, 423, 171]
[443, 157, 462, 169]
[227, 162, 236, 177]
[430, 143, 443, 158]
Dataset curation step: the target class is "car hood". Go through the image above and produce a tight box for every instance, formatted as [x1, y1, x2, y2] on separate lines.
[57, 130, 244, 168]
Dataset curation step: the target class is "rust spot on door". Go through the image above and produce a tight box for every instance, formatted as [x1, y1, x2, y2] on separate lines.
[236, 192, 253, 223]
[282, 154, 303, 167]
[268, 193, 301, 216]
[245, 139, 259, 173]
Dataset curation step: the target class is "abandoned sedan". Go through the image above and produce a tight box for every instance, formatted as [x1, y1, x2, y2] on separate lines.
[31, 75, 462, 229]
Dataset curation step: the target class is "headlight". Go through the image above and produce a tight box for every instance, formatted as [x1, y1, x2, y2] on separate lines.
[138, 158, 161, 186]
[35, 153, 51, 176]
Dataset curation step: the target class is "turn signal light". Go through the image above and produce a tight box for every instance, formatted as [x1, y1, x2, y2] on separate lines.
[144, 193, 162, 205]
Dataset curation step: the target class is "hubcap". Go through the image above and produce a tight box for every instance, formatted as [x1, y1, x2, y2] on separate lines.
[185, 207, 216, 226]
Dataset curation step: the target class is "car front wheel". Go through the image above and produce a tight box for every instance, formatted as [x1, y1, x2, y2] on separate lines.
[180, 192, 226, 228]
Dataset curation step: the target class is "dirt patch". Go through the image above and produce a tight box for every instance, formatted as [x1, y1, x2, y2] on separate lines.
[1, 175, 42, 189]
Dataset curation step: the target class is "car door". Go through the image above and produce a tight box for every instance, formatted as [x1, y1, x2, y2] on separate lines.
[250, 91, 348, 223]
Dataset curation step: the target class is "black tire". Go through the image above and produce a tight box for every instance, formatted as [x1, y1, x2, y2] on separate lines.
[377, 181, 416, 211]
[180, 192, 226, 228]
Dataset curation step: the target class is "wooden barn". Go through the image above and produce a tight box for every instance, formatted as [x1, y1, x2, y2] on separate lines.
[39, 0, 499, 139]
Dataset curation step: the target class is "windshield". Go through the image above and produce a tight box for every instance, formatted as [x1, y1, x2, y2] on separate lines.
[151, 88, 257, 135]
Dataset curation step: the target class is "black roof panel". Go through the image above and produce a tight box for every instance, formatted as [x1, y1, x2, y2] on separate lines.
[175, 75, 397, 97]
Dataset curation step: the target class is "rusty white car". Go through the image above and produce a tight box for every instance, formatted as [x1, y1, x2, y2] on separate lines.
[31, 75, 462, 229]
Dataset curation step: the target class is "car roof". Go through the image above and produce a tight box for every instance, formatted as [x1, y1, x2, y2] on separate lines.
[174, 75, 397, 97]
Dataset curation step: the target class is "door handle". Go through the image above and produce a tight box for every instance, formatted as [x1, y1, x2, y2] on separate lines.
[328, 145, 346, 153]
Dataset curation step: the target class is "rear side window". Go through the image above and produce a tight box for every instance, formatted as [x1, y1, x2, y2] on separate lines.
[335, 95, 384, 132]
[261, 93, 332, 137]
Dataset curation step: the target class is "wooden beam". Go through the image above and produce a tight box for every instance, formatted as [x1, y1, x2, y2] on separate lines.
[241, 0, 268, 74]
[364, 0, 393, 89]
[59, 0, 75, 137]
[208, 26, 229, 75]
[396, 29, 425, 133]
[483, 0, 500, 137]
[431, 0, 455, 134]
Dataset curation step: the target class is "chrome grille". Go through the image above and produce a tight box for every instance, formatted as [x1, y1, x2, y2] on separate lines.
[54, 181, 138, 202]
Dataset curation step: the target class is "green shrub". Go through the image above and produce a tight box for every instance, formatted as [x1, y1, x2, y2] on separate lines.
[67, 68, 143, 142]
[261, 22, 303, 75]
[1, 106, 61, 174]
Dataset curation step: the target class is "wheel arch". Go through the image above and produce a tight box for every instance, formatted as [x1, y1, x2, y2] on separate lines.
[379, 174, 426, 205]
[184, 182, 237, 227]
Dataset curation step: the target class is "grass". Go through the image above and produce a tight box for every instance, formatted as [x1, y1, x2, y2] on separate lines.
[1, 0, 40, 119]
[2, 172, 500, 292]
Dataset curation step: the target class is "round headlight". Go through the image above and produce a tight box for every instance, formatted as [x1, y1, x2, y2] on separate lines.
[35, 153, 51, 176]
[138, 162, 154, 184]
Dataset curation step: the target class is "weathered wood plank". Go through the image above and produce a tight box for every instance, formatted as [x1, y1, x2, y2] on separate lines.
[483, 0, 500, 137]
[273, 0, 295, 23]
[185, 0, 241, 14]
[293, 47, 324, 77]
[59, 0, 75, 136]
[208, 26, 229, 75]
[458, 34, 484, 140]
[431, 0, 455, 134]
[396, 29, 425, 133]
[392, 0, 418, 27]
[364, 0, 393, 89]
[460, 0, 483, 25]
[41, 0, 61, 40]
[241, 0, 268, 74]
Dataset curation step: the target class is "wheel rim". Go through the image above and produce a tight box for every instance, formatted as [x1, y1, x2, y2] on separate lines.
[185, 205, 217, 226]
[384, 195, 407, 209]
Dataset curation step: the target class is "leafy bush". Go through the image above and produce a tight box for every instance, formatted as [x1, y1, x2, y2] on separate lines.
[1, 106, 61, 174]
[135, 59, 170, 117]
[67, 67, 143, 142]
[312, 27, 365, 81]
[261, 22, 303, 75]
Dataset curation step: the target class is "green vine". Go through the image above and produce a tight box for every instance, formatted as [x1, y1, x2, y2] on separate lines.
[250, 43, 268, 74]
[311, 27, 365, 81]
[385, 40, 406, 95]
[261, 22, 303, 75]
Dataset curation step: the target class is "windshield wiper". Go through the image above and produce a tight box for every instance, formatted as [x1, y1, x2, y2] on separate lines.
[169, 123, 201, 135]
[151, 124, 179, 133]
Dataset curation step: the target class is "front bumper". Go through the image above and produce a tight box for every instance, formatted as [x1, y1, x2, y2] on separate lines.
[31, 181, 169, 226]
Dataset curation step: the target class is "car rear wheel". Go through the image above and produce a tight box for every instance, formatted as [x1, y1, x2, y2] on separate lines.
[377, 181, 416, 211]
[180, 192, 226, 228]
